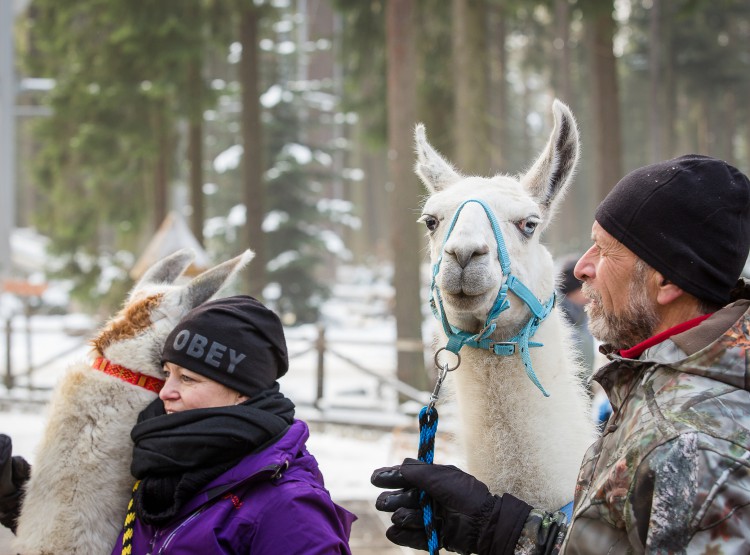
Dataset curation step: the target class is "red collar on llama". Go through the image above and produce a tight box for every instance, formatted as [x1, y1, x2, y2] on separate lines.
[92, 357, 164, 394]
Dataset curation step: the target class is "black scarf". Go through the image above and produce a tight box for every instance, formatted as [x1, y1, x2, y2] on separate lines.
[130, 384, 295, 526]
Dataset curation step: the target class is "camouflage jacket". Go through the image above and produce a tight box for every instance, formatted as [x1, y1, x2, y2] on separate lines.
[514, 300, 750, 554]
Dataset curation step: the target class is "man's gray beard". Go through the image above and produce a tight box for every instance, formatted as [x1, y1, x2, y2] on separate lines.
[582, 261, 659, 350]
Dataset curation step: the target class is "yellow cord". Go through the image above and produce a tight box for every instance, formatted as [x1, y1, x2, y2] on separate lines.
[121, 480, 140, 555]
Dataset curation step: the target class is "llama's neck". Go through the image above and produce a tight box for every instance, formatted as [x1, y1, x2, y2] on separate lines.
[442, 309, 596, 510]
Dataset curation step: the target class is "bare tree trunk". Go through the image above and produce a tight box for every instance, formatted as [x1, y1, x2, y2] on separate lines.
[550, 0, 574, 253]
[184, 0, 205, 248]
[187, 58, 205, 246]
[153, 109, 170, 232]
[697, 93, 710, 154]
[352, 128, 389, 263]
[488, 4, 507, 170]
[552, 0, 572, 105]
[239, 5, 266, 298]
[386, 0, 429, 393]
[520, 78, 531, 165]
[649, 0, 663, 162]
[719, 89, 736, 162]
[453, 0, 489, 174]
[662, 0, 676, 159]
[675, 90, 694, 154]
[188, 119, 204, 246]
[585, 4, 622, 202]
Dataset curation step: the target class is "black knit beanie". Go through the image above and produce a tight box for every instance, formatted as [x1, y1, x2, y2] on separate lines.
[595, 154, 750, 306]
[161, 296, 289, 397]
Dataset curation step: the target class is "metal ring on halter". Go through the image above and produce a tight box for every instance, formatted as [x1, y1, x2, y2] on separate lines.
[434, 347, 461, 372]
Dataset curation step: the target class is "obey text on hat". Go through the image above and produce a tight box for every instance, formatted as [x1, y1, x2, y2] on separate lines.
[171, 329, 247, 374]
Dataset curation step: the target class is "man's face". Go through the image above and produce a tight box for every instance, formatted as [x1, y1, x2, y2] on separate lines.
[574, 221, 659, 349]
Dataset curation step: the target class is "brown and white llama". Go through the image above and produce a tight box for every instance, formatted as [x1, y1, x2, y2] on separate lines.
[13, 248, 253, 555]
[415, 100, 596, 511]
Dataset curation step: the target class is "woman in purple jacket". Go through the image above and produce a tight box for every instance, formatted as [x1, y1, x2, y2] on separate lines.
[112, 295, 356, 554]
[1, 296, 356, 554]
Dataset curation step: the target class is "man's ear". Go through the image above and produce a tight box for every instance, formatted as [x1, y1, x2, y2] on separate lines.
[654, 273, 685, 306]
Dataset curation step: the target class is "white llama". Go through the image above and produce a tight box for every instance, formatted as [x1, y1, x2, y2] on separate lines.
[415, 100, 596, 511]
[13, 248, 253, 555]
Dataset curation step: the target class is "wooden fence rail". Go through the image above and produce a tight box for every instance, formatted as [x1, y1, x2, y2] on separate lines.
[1, 320, 430, 412]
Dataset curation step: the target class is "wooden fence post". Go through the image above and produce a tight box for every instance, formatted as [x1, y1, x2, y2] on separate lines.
[4, 317, 12, 390]
[315, 323, 325, 408]
[25, 301, 33, 383]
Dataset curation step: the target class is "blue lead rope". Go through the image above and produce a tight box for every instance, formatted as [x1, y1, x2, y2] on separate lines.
[418, 405, 440, 555]
[559, 500, 574, 522]
[417, 402, 573, 554]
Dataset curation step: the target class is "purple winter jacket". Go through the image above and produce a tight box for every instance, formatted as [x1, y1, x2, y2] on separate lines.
[110, 420, 356, 554]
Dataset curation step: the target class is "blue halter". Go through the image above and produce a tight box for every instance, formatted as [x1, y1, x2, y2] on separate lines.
[429, 199, 556, 396]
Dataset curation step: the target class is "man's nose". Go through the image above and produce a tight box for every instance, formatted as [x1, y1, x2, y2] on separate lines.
[574, 248, 595, 281]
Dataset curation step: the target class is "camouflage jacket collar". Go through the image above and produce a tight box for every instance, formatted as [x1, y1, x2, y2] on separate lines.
[594, 299, 750, 408]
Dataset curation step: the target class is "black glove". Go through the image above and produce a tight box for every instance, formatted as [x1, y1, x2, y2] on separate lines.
[371, 458, 532, 555]
[0, 434, 31, 533]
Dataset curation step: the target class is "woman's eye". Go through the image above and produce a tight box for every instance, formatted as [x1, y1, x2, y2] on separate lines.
[516, 218, 539, 238]
[418, 214, 439, 232]
[181, 375, 195, 383]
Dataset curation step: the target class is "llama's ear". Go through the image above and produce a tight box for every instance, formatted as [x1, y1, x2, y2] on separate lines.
[133, 248, 195, 293]
[520, 99, 580, 227]
[414, 123, 463, 192]
[181, 249, 255, 309]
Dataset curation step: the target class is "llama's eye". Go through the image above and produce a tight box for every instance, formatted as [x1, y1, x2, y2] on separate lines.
[418, 214, 439, 232]
[515, 218, 539, 238]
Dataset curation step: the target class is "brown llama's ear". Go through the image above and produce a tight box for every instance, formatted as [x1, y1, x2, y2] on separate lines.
[133, 248, 195, 292]
[520, 99, 580, 230]
[414, 123, 463, 193]
[181, 249, 255, 310]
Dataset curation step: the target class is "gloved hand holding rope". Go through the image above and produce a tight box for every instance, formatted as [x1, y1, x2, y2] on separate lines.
[371, 459, 532, 555]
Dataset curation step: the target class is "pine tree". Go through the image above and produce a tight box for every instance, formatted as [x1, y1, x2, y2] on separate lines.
[263, 95, 333, 324]
[20, 0, 214, 311]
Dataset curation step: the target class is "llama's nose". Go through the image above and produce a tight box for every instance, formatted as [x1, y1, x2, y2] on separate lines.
[446, 242, 490, 269]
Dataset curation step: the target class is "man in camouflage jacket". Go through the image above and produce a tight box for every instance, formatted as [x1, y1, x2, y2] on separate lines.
[373, 155, 750, 554]
[520, 297, 750, 554]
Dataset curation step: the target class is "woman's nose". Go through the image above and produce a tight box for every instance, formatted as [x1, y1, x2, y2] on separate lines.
[159, 377, 178, 401]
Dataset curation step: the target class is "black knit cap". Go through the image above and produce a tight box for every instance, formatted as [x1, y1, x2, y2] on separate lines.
[161, 295, 289, 397]
[595, 154, 750, 306]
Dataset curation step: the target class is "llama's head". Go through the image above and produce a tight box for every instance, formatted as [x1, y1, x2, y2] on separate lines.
[416, 99, 579, 338]
[91, 249, 254, 378]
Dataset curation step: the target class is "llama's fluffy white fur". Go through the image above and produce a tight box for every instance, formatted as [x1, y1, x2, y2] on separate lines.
[447, 311, 595, 509]
[15, 367, 155, 554]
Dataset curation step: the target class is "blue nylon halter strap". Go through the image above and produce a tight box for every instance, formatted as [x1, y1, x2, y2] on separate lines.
[429, 198, 556, 397]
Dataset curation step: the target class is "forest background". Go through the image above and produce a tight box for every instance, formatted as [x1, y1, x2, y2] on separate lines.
[3, 0, 750, 392]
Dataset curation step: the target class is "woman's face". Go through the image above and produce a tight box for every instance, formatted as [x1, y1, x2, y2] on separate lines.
[159, 362, 248, 413]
